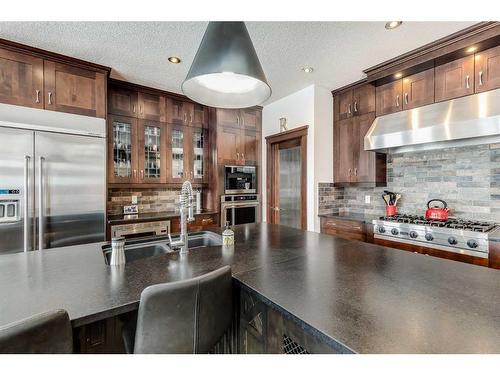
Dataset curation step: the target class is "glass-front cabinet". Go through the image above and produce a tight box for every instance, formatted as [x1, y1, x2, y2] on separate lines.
[108, 114, 138, 184]
[191, 127, 208, 183]
[138, 120, 166, 183]
[168, 124, 186, 183]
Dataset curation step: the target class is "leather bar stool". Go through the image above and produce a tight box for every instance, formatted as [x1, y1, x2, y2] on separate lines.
[0, 309, 73, 354]
[122, 265, 233, 354]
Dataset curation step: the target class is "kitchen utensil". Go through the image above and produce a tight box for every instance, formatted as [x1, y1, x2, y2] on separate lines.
[382, 194, 390, 206]
[386, 205, 397, 216]
[394, 194, 401, 206]
[425, 199, 449, 221]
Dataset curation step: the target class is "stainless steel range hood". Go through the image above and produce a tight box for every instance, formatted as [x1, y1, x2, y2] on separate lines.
[364, 88, 500, 153]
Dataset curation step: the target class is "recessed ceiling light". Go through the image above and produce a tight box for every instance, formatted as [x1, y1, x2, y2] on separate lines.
[302, 67, 314, 73]
[466, 46, 477, 53]
[385, 21, 403, 30]
[168, 56, 181, 64]
[394, 72, 403, 79]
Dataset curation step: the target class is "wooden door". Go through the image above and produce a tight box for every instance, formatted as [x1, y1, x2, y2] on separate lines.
[475, 45, 500, 93]
[107, 115, 138, 184]
[137, 120, 167, 184]
[402, 69, 435, 110]
[240, 108, 261, 131]
[353, 84, 375, 116]
[166, 97, 189, 125]
[337, 90, 353, 120]
[188, 127, 209, 183]
[191, 103, 208, 128]
[334, 118, 354, 184]
[217, 108, 241, 129]
[167, 124, 188, 183]
[0, 48, 44, 109]
[138, 92, 166, 122]
[353, 113, 376, 183]
[217, 126, 241, 165]
[44, 61, 106, 118]
[108, 86, 138, 117]
[241, 129, 259, 166]
[435, 56, 474, 102]
[376, 80, 402, 116]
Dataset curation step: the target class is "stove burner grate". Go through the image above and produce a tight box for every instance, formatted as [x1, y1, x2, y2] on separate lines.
[378, 214, 496, 233]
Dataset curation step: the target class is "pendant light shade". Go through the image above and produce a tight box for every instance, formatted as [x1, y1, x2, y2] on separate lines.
[182, 22, 271, 108]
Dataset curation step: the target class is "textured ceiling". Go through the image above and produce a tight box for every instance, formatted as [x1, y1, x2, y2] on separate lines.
[0, 21, 476, 104]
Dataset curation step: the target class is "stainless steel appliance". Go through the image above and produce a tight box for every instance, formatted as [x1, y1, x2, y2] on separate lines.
[372, 214, 500, 259]
[110, 220, 171, 240]
[221, 194, 260, 226]
[0, 103, 106, 254]
[224, 165, 256, 194]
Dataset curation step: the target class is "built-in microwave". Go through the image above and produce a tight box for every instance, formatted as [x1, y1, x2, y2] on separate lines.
[224, 166, 257, 194]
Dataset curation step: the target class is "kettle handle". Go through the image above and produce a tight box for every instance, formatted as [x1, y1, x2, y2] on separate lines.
[427, 199, 447, 209]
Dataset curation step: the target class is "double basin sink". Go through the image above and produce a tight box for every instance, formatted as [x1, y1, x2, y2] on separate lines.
[102, 231, 223, 265]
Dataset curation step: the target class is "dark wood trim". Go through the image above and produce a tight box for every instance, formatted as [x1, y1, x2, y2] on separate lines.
[488, 239, 500, 269]
[331, 78, 368, 96]
[0, 38, 111, 74]
[266, 126, 308, 230]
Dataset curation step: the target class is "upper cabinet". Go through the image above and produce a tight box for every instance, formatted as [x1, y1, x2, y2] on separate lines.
[475, 45, 500, 93]
[108, 86, 138, 117]
[0, 48, 44, 109]
[435, 55, 474, 102]
[401, 69, 434, 110]
[336, 84, 375, 120]
[0, 45, 108, 118]
[375, 80, 402, 116]
[166, 98, 208, 128]
[216, 108, 262, 132]
[138, 92, 166, 122]
[109, 86, 166, 122]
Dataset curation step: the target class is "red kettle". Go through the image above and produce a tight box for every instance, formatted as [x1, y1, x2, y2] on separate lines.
[425, 199, 449, 221]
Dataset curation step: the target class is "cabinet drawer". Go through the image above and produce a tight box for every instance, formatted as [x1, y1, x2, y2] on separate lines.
[320, 218, 364, 233]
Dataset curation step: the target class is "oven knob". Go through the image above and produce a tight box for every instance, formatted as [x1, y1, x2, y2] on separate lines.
[425, 233, 434, 241]
[378, 226, 386, 234]
[391, 228, 399, 235]
[448, 237, 457, 245]
[467, 239, 478, 248]
[409, 231, 418, 239]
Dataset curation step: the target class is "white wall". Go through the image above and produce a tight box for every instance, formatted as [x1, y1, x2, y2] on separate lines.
[261, 84, 333, 232]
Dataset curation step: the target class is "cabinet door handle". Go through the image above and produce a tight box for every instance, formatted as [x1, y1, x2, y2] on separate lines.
[139, 105, 143, 114]
[190, 171, 194, 180]
[354, 168, 358, 176]
[347, 104, 352, 114]
[396, 95, 400, 107]
[236, 116, 240, 126]
[133, 169, 137, 178]
[479, 71, 483, 86]
[236, 152, 240, 160]
[48, 92, 53, 105]
[184, 113, 187, 124]
[190, 114, 193, 124]
[404, 92, 409, 105]
[348, 168, 352, 176]
[353, 101, 358, 113]
[140, 170, 144, 179]
[35, 90, 40, 103]
[132, 104, 136, 113]
[466, 75, 470, 89]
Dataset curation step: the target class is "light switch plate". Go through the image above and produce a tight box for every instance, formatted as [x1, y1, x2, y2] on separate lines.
[365, 195, 371, 204]
[131, 195, 138, 204]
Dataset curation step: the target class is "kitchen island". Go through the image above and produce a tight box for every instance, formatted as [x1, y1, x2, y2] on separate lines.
[0, 223, 499, 353]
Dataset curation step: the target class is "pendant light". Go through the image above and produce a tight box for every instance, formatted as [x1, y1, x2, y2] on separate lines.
[182, 22, 271, 108]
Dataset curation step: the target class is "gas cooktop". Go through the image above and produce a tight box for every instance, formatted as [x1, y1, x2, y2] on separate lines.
[372, 214, 499, 258]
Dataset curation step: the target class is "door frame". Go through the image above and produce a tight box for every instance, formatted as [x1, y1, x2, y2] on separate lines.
[266, 125, 308, 230]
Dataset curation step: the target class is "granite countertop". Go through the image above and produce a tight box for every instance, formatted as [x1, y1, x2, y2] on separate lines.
[318, 212, 379, 223]
[107, 210, 219, 224]
[1, 223, 499, 353]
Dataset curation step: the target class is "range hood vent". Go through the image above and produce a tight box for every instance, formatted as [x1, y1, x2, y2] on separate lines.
[364, 88, 500, 153]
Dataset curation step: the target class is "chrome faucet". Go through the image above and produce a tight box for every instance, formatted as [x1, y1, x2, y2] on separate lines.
[169, 180, 195, 253]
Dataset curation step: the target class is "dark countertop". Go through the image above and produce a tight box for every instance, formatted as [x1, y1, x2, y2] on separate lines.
[107, 210, 219, 224]
[1, 223, 499, 353]
[318, 212, 379, 223]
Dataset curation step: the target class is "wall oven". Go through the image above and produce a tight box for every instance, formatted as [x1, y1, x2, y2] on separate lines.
[224, 166, 257, 194]
[221, 195, 260, 226]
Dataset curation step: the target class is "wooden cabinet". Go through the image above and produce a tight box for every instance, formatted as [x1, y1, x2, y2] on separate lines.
[107, 114, 138, 184]
[334, 118, 354, 183]
[376, 80, 402, 116]
[217, 125, 242, 165]
[166, 98, 208, 128]
[216, 108, 241, 128]
[188, 126, 209, 183]
[240, 108, 261, 131]
[337, 90, 353, 120]
[401, 69, 435, 109]
[44, 61, 106, 118]
[108, 86, 138, 117]
[0, 46, 107, 117]
[137, 120, 167, 184]
[216, 108, 261, 131]
[191, 102, 208, 128]
[0, 47, 43, 109]
[241, 130, 259, 166]
[320, 217, 366, 242]
[336, 85, 375, 120]
[170, 213, 219, 233]
[475, 45, 500, 93]
[435, 55, 474, 101]
[138, 91, 166, 122]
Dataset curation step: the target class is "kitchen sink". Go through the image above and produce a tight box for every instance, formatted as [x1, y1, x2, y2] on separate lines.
[102, 231, 222, 265]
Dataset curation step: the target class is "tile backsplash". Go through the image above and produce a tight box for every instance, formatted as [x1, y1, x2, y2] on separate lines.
[319, 143, 500, 222]
[107, 188, 186, 215]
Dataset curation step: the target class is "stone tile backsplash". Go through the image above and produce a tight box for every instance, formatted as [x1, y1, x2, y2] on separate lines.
[319, 143, 500, 222]
[107, 188, 186, 215]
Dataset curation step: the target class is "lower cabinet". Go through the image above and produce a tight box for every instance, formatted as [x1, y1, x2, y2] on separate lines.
[320, 217, 367, 242]
[170, 213, 219, 233]
[73, 315, 129, 354]
[238, 286, 341, 354]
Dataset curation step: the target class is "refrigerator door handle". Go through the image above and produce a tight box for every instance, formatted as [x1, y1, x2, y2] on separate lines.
[38, 156, 45, 251]
[24, 155, 31, 252]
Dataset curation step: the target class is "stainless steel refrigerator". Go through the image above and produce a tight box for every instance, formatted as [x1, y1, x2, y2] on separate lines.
[0, 103, 106, 255]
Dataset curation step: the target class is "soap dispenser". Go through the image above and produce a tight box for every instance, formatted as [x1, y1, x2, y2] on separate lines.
[222, 221, 234, 246]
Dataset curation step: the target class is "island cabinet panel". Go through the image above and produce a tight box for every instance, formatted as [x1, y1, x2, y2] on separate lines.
[435, 55, 475, 101]
[108, 86, 138, 117]
[375, 79, 402, 116]
[320, 217, 366, 242]
[73, 316, 126, 354]
[401, 68, 435, 110]
[0, 47, 44, 109]
[474, 44, 500, 93]
[44, 61, 106, 118]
